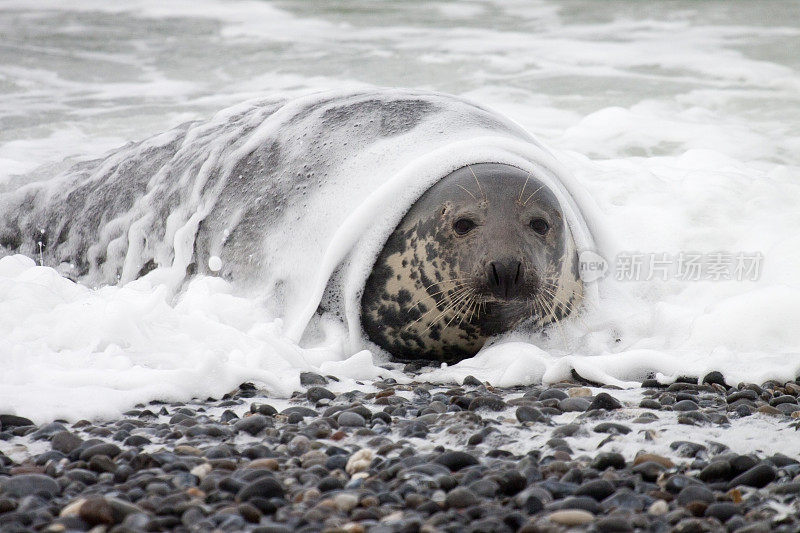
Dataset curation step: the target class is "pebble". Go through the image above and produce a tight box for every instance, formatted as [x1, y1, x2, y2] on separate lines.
[632, 461, 666, 481]
[588, 392, 623, 410]
[307, 386, 336, 403]
[547, 509, 595, 525]
[0, 414, 34, 428]
[633, 453, 674, 469]
[468, 395, 506, 411]
[673, 399, 700, 412]
[592, 452, 626, 470]
[233, 414, 271, 436]
[345, 448, 373, 475]
[593, 422, 631, 434]
[50, 431, 83, 454]
[1, 473, 60, 498]
[79, 442, 121, 460]
[238, 477, 284, 501]
[78, 496, 116, 526]
[595, 515, 633, 532]
[334, 493, 359, 512]
[515, 405, 546, 423]
[676, 485, 715, 506]
[575, 479, 615, 501]
[705, 502, 741, 522]
[435, 450, 479, 471]
[539, 389, 569, 401]
[299, 372, 328, 386]
[702, 371, 726, 386]
[727, 390, 758, 403]
[337, 411, 367, 427]
[0, 376, 798, 533]
[558, 397, 591, 412]
[698, 460, 732, 482]
[568, 387, 592, 397]
[648, 499, 669, 515]
[445, 487, 478, 508]
[728, 463, 776, 489]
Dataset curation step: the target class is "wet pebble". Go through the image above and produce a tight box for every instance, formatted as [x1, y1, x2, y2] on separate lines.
[559, 397, 591, 412]
[435, 450, 480, 472]
[588, 392, 622, 411]
[445, 487, 479, 508]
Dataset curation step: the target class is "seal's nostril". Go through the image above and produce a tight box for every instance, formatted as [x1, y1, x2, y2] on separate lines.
[488, 260, 523, 299]
[491, 263, 500, 286]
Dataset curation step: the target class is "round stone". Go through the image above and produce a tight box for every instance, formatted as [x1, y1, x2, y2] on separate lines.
[702, 371, 726, 387]
[548, 509, 594, 525]
[516, 406, 545, 423]
[334, 493, 359, 512]
[698, 460, 732, 482]
[673, 400, 699, 412]
[705, 502, 741, 522]
[445, 487, 479, 508]
[1, 473, 60, 498]
[575, 479, 615, 501]
[468, 396, 506, 411]
[337, 411, 366, 427]
[676, 485, 714, 506]
[558, 397, 591, 412]
[79, 443, 121, 460]
[233, 415, 270, 436]
[435, 451, 480, 472]
[592, 452, 626, 470]
[728, 463, 776, 489]
[238, 478, 284, 501]
[307, 387, 336, 403]
[588, 393, 622, 411]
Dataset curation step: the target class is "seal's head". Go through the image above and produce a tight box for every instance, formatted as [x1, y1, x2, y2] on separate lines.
[361, 162, 583, 362]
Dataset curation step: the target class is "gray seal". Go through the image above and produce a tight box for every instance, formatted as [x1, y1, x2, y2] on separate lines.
[361, 163, 583, 362]
[0, 89, 590, 363]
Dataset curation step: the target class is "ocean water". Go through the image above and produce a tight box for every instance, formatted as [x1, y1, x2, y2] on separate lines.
[1, 0, 799, 422]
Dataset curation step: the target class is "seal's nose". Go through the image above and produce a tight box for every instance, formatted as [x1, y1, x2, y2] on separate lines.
[487, 259, 524, 299]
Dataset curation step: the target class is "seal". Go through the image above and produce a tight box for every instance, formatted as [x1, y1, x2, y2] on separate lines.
[361, 163, 583, 362]
[0, 89, 593, 361]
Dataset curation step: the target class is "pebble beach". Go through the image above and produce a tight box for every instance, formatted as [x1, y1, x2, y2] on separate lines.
[3, 369, 800, 532]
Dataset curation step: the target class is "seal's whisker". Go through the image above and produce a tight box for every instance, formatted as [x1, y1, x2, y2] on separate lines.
[465, 297, 479, 324]
[406, 285, 472, 328]
[453, 296, 472, 328]
[405, 286, 464, 328]
[445, 290, 474, 330]
[408, 285, 471, 328]
[540, 292, 570, 350]
[541, 284, 591, 333]
[517, 172, 531, 205]
[422, 277, 472, 292]
[456, 184, 477, 201]
[418, 282, 467, 302]
[423, 287, 475, 333]
[468, 165, 487, 202]
[522, 184, 545, 207]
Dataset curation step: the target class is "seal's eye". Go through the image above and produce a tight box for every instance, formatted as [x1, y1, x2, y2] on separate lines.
[529, 218, 549, 235]
[453, 218, 476, 235]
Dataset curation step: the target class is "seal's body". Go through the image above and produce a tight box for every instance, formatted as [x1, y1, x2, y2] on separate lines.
[361, 163, 583, 362]
[0, 89, 590, 361]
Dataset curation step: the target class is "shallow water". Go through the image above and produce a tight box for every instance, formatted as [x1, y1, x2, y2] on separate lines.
[1, 0, 799, 421]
